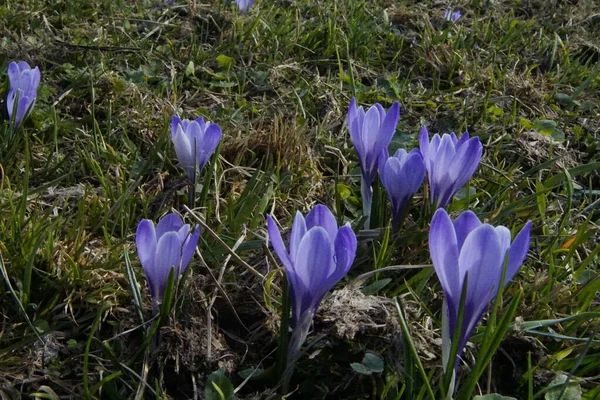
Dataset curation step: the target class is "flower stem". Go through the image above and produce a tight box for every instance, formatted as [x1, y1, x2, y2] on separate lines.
[361, 177, 372, 230]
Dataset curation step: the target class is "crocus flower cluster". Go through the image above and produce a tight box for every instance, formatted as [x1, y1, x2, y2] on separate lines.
[136, 213, 200, 308]
[267, 205, 357, 328]
[429, 209, 531, 368]
[419, 126, 482, 209]
[235, 0, 254, 12]
[444, 9, 461, 22]
[347, 97, 400, 227]
[378, 148, 426, 227]
[171, 115, 222, 182]
[6, 61, 40, 130]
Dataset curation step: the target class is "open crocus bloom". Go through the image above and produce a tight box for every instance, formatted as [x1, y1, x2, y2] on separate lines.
[6, 61, 41, 130]
[136, 213, 200, 304]
[378, 148, 426, 228]
[266, 205, 358, 327]
[429, 209, 531, 368]
[171, 115, 222, 182]
[419, 126, 482, 209]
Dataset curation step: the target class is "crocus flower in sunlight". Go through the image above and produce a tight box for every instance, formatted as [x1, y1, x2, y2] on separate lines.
[348, 97, 400, 227]
[235, 0, 254, 13]
[171, 115, 222, 182]
[378, 148, 426, 228]
[419, 126, 482, 209]
[6, 61, 41, 130]
[429, 209, 531, 369]
[136, 213, 200, 306]
[444, 9, 461, 22]
[267, 205, 357, 354]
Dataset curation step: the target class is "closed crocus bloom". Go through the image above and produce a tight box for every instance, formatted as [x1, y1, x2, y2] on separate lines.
[444, 9, 461, 22]
[429, 209, 531, 368]
[378, 148, 426, 228]
[171, 115, 222, 182]
[235, 0, 254, 12]
[348, 97, 400, 227]
[419, 126, 482, 209]
[267, 205, 357, 327]
[6, 61, 41, 130]
[136, 213, 200, 305]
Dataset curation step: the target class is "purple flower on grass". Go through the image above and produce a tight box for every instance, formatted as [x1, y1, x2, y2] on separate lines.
[348, 97, 400, 227]
[136, 213, 200, 305]
[444, 9, 461, 22]
[419, 126, 482, 209]
[429, 209, 531, 369]
[171, 115, 222, 182]
[378, 148, 426, 228]
[6, 61, 40, 130]
[267, 205, 357, 327]
[235, 0, 254, 12]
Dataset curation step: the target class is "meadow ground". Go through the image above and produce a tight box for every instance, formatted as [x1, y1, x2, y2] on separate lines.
[1, 0, 599, 398]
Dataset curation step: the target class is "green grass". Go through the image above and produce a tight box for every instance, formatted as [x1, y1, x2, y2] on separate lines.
[1, 0, 599, 398]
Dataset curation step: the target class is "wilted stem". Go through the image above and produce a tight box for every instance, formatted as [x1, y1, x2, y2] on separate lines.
[361, 177, 372, 229]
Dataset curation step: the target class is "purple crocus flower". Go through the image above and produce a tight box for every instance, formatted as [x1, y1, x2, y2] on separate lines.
[444, 9, 461, 22]
[378, 148, 426, 228]
[429, 209, 531, 369]
[235, 0, 254, 12]
[348, 97, 400, 227]
[267, 205, 358, 328]
[419, 126, 482, 209]
[171, 115, 222, 182]
[136, 213, 200, 306]
[6, 61, 41, 130]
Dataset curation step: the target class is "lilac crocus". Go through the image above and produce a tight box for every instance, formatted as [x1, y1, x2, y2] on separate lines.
[429, 209, 531, 369]
[267, 205, 357, 382]
[378, 148, 426, 228]
[235, 0, 254, 12]
[444, 9, 461, 22]
[267, 205, 357, 327]
[136, 213, 200, 307]
[171, 115, 222, 182]
[348, 97, 400, 227]
[6, 61, 41, 130]
[419, 126, 482, 209]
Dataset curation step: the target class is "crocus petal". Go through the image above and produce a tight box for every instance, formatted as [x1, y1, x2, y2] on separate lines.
[170, 115, 182, 139]
[173, 125, 194, 179]
[348, 98, 365, 161]
[459, 224, 504, 307]
[504, 221, 531, 285]
[289, 211, 307, 265]
[430, 209, 460, 306]
[448, 137, 482, 193]
[136, 219, 157, 274]
[7, 62, 20, 85]
[196, 123, 222, 169]
[453, 211, 482, 250]
[374, 102, 399, 151]
[266, 215, 292, 272]
[305, 204, 338, 241]
[156, 213, 184, 238]
[330, 224, 357, 282]
[419, 126, 431, 170]
[154, 231, 184, 299]
[180, 225, 200, 274]
[293, 227, 333, 311]
[404, 150, 426, 192]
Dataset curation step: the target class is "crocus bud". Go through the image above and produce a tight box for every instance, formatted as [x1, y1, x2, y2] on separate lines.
[235, 0, 254, 13]
[135, 213, 200, 304]
[378, 148, 426, 228]
[419, 127, 482, 209]
[6, 61, 41, 130]
[171, 115, 222, 182]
